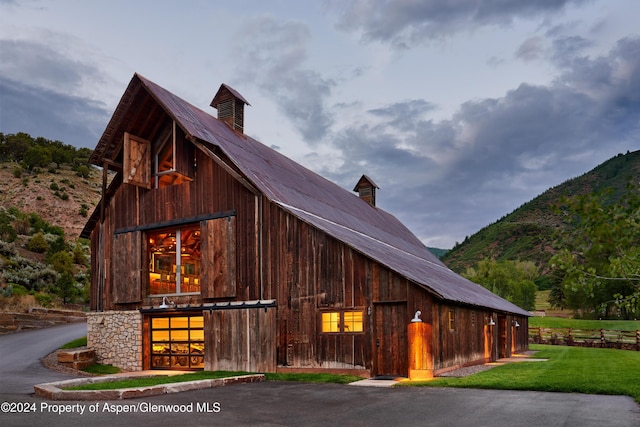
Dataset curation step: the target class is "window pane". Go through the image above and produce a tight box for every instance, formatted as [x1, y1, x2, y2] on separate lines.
[321, 312, 340, 332]
[343, 311, 363, 332]
[148, 225, 200, 295]
[171, 329, 189, 341]
[148, 229, 177, 295]
[151, 330, 169, 342]
[180, 225, 201, 293]
[190, 329, 204, 341]
[171, 317, 190, 329]
[152, 318, 169, 329]
[190, 316, 204, 328]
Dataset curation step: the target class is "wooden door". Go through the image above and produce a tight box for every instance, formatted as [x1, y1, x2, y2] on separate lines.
[498, 315, 508, 358]
[373, 302, 408, 377]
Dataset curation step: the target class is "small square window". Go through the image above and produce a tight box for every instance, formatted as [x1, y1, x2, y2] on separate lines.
[321, 312, 340, 333]
[343, 311, 363, 332]
[321, 310, 364, 333]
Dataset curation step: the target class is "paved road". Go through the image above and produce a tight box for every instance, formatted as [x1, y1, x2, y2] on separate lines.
[1, 381, 639, 426]
[0, 322, 87, 394]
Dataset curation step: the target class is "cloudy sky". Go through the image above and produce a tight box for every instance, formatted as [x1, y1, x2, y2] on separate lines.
[1, 0, 639, 248]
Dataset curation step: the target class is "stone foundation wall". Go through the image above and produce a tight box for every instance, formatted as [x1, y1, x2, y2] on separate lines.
[87, 311, 142, 371]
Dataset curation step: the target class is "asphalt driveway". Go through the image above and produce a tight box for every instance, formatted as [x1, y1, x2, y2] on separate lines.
[0, 322, 87, 394]
[1, 381, 639, 426]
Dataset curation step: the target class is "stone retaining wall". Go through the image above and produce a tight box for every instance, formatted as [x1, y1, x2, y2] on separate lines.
[87, 311, 142, 371]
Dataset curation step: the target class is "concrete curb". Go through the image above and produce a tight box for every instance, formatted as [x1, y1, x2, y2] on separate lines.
[34, 374, 265, 401]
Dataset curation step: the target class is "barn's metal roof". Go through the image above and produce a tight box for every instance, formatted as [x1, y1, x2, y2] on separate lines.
[86, 74, 530, 317]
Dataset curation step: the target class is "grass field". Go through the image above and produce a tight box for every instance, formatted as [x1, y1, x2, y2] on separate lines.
[65, 371, 363, 390]
[404, 344, 640, 403]
[528, 317, 640, 330]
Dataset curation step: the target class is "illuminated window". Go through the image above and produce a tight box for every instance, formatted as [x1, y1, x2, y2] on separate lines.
[321, 312, 340, 333]
[321, 310, 364, 333]
[150, 315, 204, 370]
[448, 309, 455, 330]
[148, 224, 200, 295]
[152, 122, 194, 188]
[343, 311, 363, 332]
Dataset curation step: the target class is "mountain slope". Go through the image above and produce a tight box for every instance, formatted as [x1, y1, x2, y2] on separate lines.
[0, 163, 102, 239]
[442, 150, 640, 275]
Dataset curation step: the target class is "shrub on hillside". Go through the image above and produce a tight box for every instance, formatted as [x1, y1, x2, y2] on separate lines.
[26, 232, 48, 253]
[1, 255, 59, 291]
[0, 240, 16, 256]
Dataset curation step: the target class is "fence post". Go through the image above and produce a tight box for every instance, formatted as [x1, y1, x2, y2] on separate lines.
[600, 329, 606, 348]
[636, 330, 639, 351]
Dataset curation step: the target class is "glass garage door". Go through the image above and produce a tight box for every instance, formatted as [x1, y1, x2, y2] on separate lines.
[150, 316, 204, 369]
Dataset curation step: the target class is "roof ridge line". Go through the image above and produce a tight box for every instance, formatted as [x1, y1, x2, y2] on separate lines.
[275, 201, 451, 273]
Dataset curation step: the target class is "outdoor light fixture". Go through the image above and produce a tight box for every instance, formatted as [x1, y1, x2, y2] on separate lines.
[488, 317, 495, 326]
[159, 296, 171, 309]
[515, 321, 520, 328]
[411, 310, 423, 323]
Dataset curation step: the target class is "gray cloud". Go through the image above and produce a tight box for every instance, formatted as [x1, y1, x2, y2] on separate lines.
[0, 76, 109, 147]
[516, 37, 545, 61]
[0, 39, 100, 93]
[331, 0, 592, 48]
[233, 16, 335, 143]
[320, 36, 640, 247]
[0, 38, 110, 147]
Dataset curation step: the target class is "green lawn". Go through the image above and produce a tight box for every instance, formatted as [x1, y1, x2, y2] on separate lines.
[529, 317, 640, 330]
[403, 344, 640, 403]
[65, 371, 363, 391]
[59, 336, 87, 349]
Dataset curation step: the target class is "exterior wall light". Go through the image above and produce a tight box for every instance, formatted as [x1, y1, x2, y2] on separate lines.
[159, 296, 172, 309]
[488, 317, 495, 326]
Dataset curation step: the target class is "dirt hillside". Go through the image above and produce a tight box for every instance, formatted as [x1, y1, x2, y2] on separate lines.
[0, 163, 103, 239]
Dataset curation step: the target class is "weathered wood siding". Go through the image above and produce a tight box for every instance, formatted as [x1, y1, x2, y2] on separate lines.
[93, 148, 259, 310]
[201, 216, 237, 299]
[112, 231, 142, 304]
[262, 202, 373, 370]
[430, 302, 489, 371]
[204, 307, 276, 372]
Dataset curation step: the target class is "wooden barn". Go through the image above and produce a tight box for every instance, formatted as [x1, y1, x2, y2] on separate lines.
[81, 73, 530, 377]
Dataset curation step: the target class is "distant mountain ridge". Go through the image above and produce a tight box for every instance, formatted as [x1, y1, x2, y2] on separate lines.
[442, 150, 640, 276]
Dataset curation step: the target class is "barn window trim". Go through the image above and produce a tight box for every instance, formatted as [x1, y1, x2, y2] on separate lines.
[448, 309, 456, 331]
[320, 309, 364, 334]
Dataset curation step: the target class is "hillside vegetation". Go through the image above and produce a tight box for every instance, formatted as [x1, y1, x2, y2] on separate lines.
[442, 150, 640, 318]
[443, 150, 640, 276]
[0, 132, 103, 310]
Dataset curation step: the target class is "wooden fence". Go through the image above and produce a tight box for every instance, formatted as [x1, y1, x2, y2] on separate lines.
[529, 327, 640, 351]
